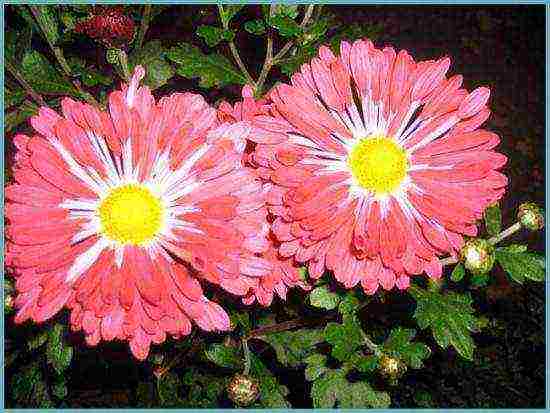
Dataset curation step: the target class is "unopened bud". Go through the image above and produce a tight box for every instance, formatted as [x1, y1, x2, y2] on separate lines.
[518, 202, 544, 231]
[227, 374, 260, 406]
[460, 238, 495, 275]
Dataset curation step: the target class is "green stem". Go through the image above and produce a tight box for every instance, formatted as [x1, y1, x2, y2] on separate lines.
[6, 60, 46, 106]
[242, 338, 251, 375]
[217, 4, 256, 87]
[134, 5, 152, 51]
[29, 5, 100, 107]
[362, 331, 381, 355]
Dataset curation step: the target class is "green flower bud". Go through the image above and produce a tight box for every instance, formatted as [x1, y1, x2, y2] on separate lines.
[106, 48, 120, 64]
[460, 238, 495, 275]
[379, 355, 407, 381]
[517, 202, 544, 231]
[227, 374, 260, 406]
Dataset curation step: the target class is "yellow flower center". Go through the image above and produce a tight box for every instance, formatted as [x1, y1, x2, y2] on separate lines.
[98, 184, 164, 245]
[347, 135, 408, 195]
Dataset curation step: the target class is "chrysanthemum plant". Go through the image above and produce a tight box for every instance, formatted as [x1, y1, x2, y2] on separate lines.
[5, 4, 545, 408]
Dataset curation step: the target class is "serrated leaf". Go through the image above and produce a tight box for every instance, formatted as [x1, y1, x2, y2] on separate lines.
[220, 5, 244, 25]
[324, 315, 364, 362]
[383, 327, 431, 369]
[20, 50, 77, 96]
[32, 6, 59, 45]
[271, 5, 300, 20]
[409, 286, 479, 360]
[470, 272, 490, 287]
[196, 25, 234, 47]
[269, 15, 302, 37]
[304, 353, 328, 381]
[309, 285, 340, 310]
[157, 372, 185, 407]
[338, 291, 362, 315]
[496, 249, 545, 283]
[129, 40, 175, 90]
[46, 323, 73, 374]
[260, 328, 324, 367]
[167, 42, 247, 89]
[244, 19, 266, 35]
[250, 354, 290, 408]
[451, 263, 466, 282]
[204, 343, 241, 369]
[51, 380, 68, 400]
[484, 203, 502, 236]
[311, 367, 390, 408]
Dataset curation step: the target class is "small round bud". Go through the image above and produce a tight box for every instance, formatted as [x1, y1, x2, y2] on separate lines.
[460, 238, 495, 275]
[227, 374, 260, 406]
[149, 353, 164, 365]
[518, 202, 544, 231]
[379, 355, 407, 380]
[106, 48, 120, 64]
[4, 294, 14, 313]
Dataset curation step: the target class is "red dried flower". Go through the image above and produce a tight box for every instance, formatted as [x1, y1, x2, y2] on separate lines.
[75, 6, 135, 48]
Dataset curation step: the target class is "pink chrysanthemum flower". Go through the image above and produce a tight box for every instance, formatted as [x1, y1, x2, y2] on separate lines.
[5, 67, 272, 359]
[248, 39, 507, 294]
[217, 86, 310, 306]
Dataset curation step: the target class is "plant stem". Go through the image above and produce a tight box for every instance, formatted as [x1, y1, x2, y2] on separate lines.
[217, 4, 256, 86]
[134, 4, 152, 51]
[362, 331, 381, 355]
[256, 4, 316, 94]
[29, 5, 100, 107]
[242, 338, 251, 375]
[439, 221, 523, 267]
[118, 50, 131, 81]
[5, 60, 46, 106]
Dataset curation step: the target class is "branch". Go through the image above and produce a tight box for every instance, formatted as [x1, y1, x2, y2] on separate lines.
[6, 60, 46, 107]
[134, 4, 152, 51]
[256, 4, 316, 94]
[29, 6, 100, 107]
[439, 221, 523, 266]
[217, 4, 256, 86]
[245, 314, 335, 340]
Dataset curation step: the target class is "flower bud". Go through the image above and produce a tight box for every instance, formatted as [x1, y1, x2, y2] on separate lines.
[227, 374, 260, 406]
[517, 202, 544, 231]
[460, 238, 495, 275]
[379, 355, 407, 380]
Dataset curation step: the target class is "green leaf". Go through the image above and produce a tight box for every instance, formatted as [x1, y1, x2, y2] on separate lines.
[311, 367, 390, 408]
[230, 311, 251, 334]
[129, 40, 175, 90]
[68, 57, 112, 87]
[304, 354, 328, 381]
[32, 6, 59, 45]
[300, 18, 330, 45]
[6, 26, 33, 64]
[196, 25, 234, 47]
[27, 330, 49, 351]
[498, 244, 528, 253]
[338, 291, 361, 315]
[324, 315, 364, 362]
[484, 203, 502, 236]
[11, 361, 53, 408]
[167, 42, 248, 89]
[5, 87, 27, 109]
[496, 248, 545, 283]
[260, 328, 324, 367]
[383, 327, 431, 369]
[20, 50, 77, 96]
[309, 285, 341, 310]
[409, 286, 479, 360]
[220, 5, 244, 25]
[51, 379, 68, 400]
[46, 323, 73, 375]
[157, 372, 185, 407]
[451, 263, 466, 282]
[244, 19, 266, 35]
[250, 354, 290, 408]
[270, 5, 300, 20]
[6, 100, 39, 134]
[204, 343, 241, 369]
[178, 368, 228, 407]
[470, 273, 490, 287]
[352, 354, 379, 373]
[269, 15, 303, 37]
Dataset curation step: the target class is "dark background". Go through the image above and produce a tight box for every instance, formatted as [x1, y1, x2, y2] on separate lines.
[5, 5, 546, 408]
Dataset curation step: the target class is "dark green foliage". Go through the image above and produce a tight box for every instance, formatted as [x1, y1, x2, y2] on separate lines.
[451, 263, 466, 282]
[196, 25, 235, 47]
[20, 50, 77, 96]
[167, 42, 247, 88]
[244, 19, 266, 35]
[324, 315, 364, 362]
[496, 245, 545, 283]
[410, 286, 480, 360]
[259, 328, 324, 367]
[129, 40, 175, 90]
[484, 203, 502, 236]
[382, 327, 431, 369]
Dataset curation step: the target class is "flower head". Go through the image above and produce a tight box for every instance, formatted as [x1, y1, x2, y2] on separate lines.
[460, 238, 495, 275]
[248, 39, 507, 294]
[517, 202, 544, 231]
[75, 6, 135, 48]
[6, 67, 272, 360]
